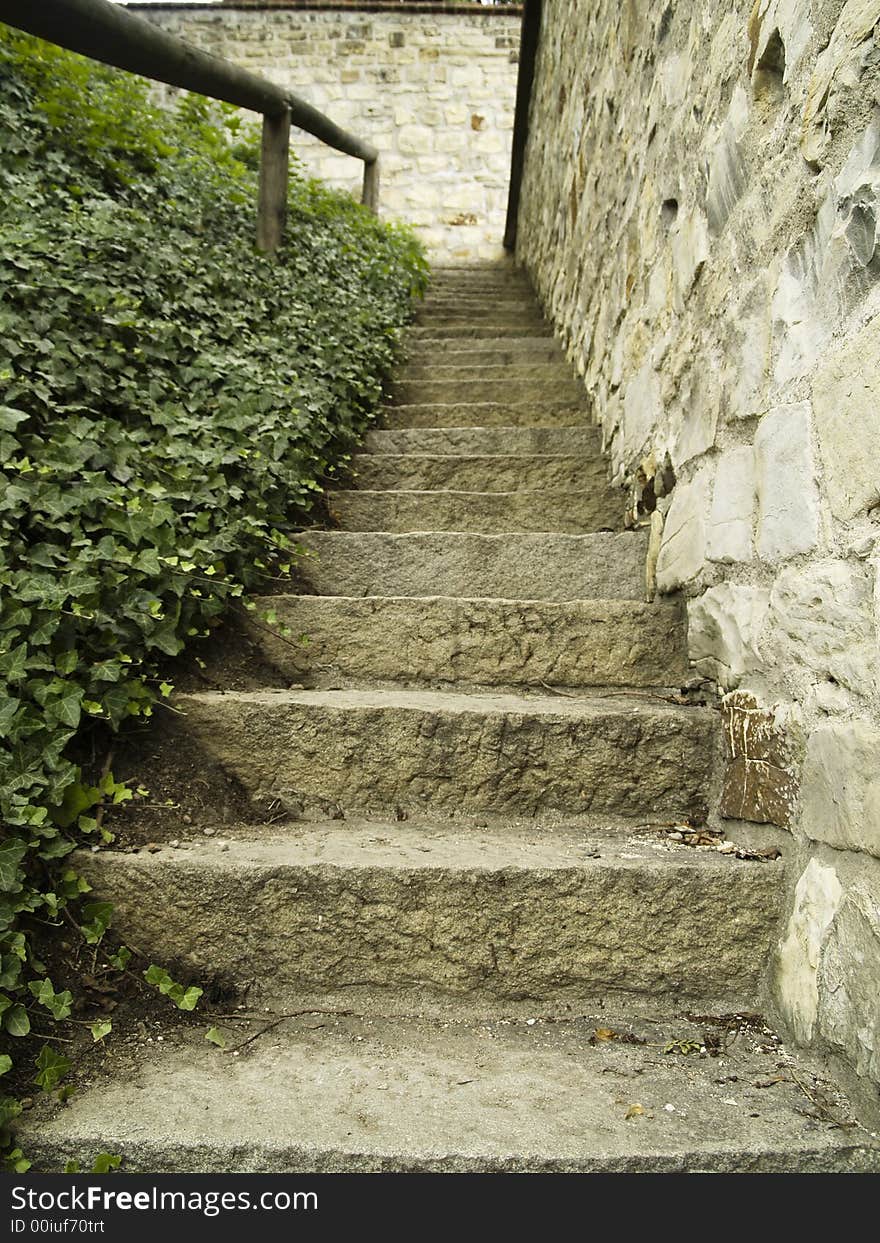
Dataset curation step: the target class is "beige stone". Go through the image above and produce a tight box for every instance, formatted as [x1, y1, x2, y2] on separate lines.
[754, 404, 820, 560]
[775, 858, 843, 1044]
[656, 472, 710, 591]
[801, 721, 880, 858]
[687, 584, 770, 688]
[811, 314, 880, 520]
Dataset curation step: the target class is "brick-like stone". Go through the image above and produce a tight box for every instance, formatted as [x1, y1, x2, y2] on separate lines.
[656, 472, 709, 591]
[801, 721, 880, 859]
[775, 859, 843, 1044]
[754, 404, 820, 561]
[811, 313, 880, 520]
[687, 584, 770, 689]
[706, 446, 755, 563]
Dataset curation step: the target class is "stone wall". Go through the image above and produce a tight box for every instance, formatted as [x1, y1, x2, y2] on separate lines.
[517, 0, 880, 1099]
[128, 2, 522, 258]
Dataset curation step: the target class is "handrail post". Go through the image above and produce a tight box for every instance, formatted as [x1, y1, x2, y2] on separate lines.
[361, 157, 379, 216]
[257, 107, 291, 253]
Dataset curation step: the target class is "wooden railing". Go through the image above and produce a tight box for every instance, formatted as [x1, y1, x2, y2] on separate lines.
[0, 0, 380, 252]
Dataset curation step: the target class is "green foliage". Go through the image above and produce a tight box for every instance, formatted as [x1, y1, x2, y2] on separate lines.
[0, 25, 426, 1160]
[143, 965, 203, 1011]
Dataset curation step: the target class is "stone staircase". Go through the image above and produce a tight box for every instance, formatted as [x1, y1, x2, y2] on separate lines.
[24, 264, 878, 1172]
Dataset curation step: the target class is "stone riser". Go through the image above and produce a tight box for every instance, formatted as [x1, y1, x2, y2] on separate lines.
[349, 454, 608, 493]
[402, 345, 565, 367]
[363, 427, 598, 455]
[390, 379, 585, 406]
[385, 402, 588, 429]
[75, 833, 780, 1006]
[296, 530, 648, 601]
[327, 489, 622, 534]
[406, 325, 556, 339]
[396, 363, 574, 383]
[248, 594, 687, 687]
[178, 688, 719, 820]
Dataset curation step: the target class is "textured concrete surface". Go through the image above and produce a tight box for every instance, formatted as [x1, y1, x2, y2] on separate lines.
[407, 324, 556, 339]
[327, 488, 622, 534]
[23, 1013, 879, 1173]
[350, 453, 608, 493]
[296, 530, 649, 600]
[76, 827, 781, 1006]
[363, 426, 597, 456]
[385, 400, 587, 428]
[249, 595, 687, 688]
[403, 338, 563, 363]
[179, 687, 718, 819]
[390, 377, 585, 407]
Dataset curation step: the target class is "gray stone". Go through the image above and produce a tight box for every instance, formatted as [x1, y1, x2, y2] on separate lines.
[363, 426, 598, 456]
[389, 377, 586, 407]
[687, 584, 770, 688]
[21, 1011, 877, 1174]
[811, 313, 880, 520]
[178, 687, 719, 819]
[248, 595, 688, 688]
[73, 826, 782, 1007]
[328, 488, 624, 534]
[818, 879, 880, 1084]
[386, 402, 587, 429]
[775, 857, 843, 1046]
[350, 453, 608, 493]
[754, 403, 820, 561]
[296, 530, 649, 601]
[801, 720, 880, 858]
[766, 560, 879, 698]
[706, 446, 755, 564]
[656, 472, 710, 591]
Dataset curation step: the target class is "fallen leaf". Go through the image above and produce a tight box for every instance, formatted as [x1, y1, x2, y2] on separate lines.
[625, 1103, 651, 1120]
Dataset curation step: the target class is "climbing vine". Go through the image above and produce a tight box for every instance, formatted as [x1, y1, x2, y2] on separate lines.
[0, 27, 427, 1165]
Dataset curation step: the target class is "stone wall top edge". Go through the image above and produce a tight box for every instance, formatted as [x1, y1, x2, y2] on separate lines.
[125, 4, 523, 17]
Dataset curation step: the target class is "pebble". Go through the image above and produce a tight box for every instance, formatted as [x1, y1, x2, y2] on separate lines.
[203, 827, 216, 836]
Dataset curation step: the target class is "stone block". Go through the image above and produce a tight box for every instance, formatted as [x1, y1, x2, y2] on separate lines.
[656, 471, 709, 592]
[707, 446, 756, 563]
[775, 858, 843, 1044]
[817, 879, 880, 1083]
[719, 691, 799, 826]
[801, 720, 880, 859]
[687, 584, 770, 689]
[766, 560, 879, 698]
[754, 403, 820, 561]
[811, 313, 880, 520]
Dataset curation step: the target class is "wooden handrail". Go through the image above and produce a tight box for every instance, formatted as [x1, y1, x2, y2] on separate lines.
[0, 0, 379, 251]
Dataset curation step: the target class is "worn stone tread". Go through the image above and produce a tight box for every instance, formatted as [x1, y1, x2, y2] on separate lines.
[23, 1013, 878, 1173]
[72, 826, 781, 1008]
[327, 488, 622, 534]
[177, 686, 718, 819]
[390, 378, 586, 406]
[295, 529, 648, 600]
[247, 594, 684, 686]
[349, 453, 608, 492]
[362, 426, 598, 455]
[384, 401, 588, 428]
[406, 324, 556, 339]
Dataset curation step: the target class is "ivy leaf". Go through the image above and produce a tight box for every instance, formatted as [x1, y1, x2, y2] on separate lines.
[92, 1153, 122, 1174]
[33, 1044, 71, 1091]
[0, 406, 28, 432]
[5, 1005, 30, 1037]
[205, 1026, 226, 1048]
[0, 1054, 12, 1075]
[0, 840, 28, 892]
[89, 1019, 112, 1042]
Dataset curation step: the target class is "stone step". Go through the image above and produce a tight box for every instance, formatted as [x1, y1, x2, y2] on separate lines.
[363, 426, 598, 456]
[397, 362, 573, 383]
[389, 378, 586, 406]
[177, 686, 717, 820]
[327, 489, 622, 534]
[404, 337, 562, 360]
[407, 324, 555, 339]
[71, 826, 781, 1010]
[248, 594, 686, 686]
[403, 343, 565, 367]
[421, 297, 539, 314]
[414, 315, 551, 332]
[295, 530, 648, 600]
[349, 454, 607, 493]
[30, 1004, 875, 1174]
[385, 402, 588, 429]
